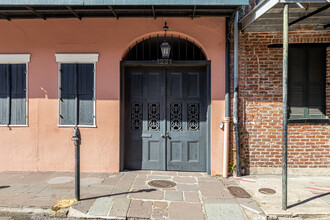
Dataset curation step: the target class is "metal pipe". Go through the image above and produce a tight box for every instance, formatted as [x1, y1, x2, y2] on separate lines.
[234, 10, 241, 177]
[73, 127, 80, 201]
[223, 117, 230, 178]
[282, 3, 289, 211]
[223, 17, 231, 178]
[225, 17, 230, 118]
[74, 64, 78, 126]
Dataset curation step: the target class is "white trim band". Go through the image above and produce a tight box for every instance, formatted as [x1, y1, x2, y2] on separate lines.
[0, 54, 31, 63]
[55, 53, 99, 63]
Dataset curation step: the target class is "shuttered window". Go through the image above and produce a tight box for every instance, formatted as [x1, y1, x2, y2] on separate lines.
[59, 63, 95, 126]
[288, 46, 326, 119]
[0, 64, 27, 125]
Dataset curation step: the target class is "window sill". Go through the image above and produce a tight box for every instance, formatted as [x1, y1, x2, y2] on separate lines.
[0, 125, 28, 127]
[58, 125, 97, 128]
[288, 119, 330, 124]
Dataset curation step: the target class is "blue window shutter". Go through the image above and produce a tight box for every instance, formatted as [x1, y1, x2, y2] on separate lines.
[0, 64, 10, 125]
[60, 63, 77, 125]
[77, 64, 94, 125]
[10, 64, 26, 125]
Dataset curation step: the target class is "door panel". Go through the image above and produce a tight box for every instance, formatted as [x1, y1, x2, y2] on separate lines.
[187, 72, 200, 98]
[168, 72, 183, 98]
[125, 66, 207, 172]
[188, 141, 199, 162]
[170, 141, 183, 162]
[125, 67, 166, 170]
[166, 67, 207, 172]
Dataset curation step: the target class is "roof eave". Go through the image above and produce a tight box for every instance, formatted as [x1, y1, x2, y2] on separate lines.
[240, 0, 330, 31]
[0, 0, 250, 6]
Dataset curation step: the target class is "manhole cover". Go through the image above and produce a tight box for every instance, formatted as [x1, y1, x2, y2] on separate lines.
[227, 186, 251, 198]
[259, 188, 276, 194]
[148, 180, 176, 188]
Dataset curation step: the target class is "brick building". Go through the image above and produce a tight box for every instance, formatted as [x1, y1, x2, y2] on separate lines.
[231, 0, 330, 175]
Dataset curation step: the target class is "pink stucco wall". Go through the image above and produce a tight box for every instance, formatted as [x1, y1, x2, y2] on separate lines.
[0, 17, 226, 175]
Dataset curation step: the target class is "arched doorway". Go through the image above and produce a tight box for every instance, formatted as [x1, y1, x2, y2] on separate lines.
[121, 35, 210, 172]
[123, 35, 206, 61]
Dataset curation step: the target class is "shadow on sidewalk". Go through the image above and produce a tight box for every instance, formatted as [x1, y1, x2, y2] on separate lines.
[80, 188, 156, 201]
[0, 186, 10, 189]
[288, 192, 330, 209]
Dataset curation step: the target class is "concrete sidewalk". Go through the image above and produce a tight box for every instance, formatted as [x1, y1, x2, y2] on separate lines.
[0, 171, 262, 220]
[235, 175, 330, 219]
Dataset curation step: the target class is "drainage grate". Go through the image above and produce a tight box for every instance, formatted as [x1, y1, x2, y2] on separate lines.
[258, 188, 276, 194]
[227, 186, 251, 198]
[148, 180, 176, 188]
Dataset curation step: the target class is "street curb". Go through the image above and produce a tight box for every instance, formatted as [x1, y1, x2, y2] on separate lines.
[240, 206, 267, 220]
[0, 206, 72, 219]
[0, 207, 51, 215]
[240, 204, 263, 214]
[68, 207, 125, 220]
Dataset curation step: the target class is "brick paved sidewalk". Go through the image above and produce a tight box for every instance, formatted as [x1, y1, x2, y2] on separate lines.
[0, 171, 263, 219]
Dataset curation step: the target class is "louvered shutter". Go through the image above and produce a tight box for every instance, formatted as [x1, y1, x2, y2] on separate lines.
[0, 64, 10, 125]
[60, 63, 77, 125]
[10, 64, 26, 125]
[307, 47, 325, 117]
[289, 48, 305, 118]
[289, 46, 326, 119]
[77, 64, 94, 125]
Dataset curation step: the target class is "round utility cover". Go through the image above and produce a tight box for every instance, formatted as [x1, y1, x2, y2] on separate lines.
[148, 180, 176, 188]
[227, 186, 251, 198]
[258, 188, 276, 194]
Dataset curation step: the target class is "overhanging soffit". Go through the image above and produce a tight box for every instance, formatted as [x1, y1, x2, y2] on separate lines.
[240, 0, 330, 32]
[0, 0, 249, 20]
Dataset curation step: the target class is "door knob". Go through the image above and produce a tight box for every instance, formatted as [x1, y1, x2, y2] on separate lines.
[161, 134, 165, 138]
[165, 131, 171, 139]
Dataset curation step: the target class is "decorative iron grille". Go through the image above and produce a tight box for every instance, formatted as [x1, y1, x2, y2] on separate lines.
[131, 102, 143, 131]
[148, 103, 160, 131]
[170, 103, 182, 131]
[123, 35, 206, 61]
[188, 103, 199, 131]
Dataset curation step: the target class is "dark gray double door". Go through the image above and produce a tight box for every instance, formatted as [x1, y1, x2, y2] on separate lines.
[125, 66, 207, 172]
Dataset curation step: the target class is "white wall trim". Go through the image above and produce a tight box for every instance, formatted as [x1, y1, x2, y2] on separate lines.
[0, 54, 31, 63]
[55, 53, 99, 63]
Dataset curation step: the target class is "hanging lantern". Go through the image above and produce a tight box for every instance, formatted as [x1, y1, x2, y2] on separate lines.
[160, 21, 171, 59]
[160, 41, 171, 59]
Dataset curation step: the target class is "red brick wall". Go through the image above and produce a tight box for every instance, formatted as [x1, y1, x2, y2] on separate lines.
[327, 46, 330, 116]
[230, 31, 330, 174]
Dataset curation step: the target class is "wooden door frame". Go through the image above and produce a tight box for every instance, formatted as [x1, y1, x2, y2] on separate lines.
[120, 60, 211, 174]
